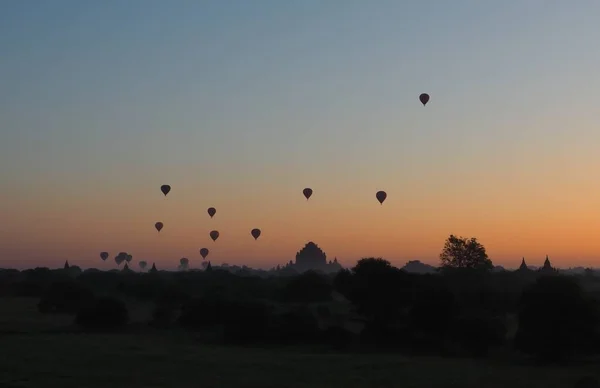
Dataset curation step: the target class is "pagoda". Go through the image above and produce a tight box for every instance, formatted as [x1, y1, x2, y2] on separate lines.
[538, 255, 558, 275]
[518, 257, 531, 272]
[286, 242, 343, 273]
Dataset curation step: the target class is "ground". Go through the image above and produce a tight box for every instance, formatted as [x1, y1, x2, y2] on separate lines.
[0, 297, 597, 388]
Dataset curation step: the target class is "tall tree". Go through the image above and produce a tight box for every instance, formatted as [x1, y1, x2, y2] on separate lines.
[439, 235, 493, 271]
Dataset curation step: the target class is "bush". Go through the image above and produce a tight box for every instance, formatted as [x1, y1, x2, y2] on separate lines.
[222, 301, 271, 344]
[150, 304, 177, 328]
[38, 281, 94, 314]
[320, 326, 355, 350]
[281, 271, 332, 303]
[574, 376, 600, 388]
[269, 308, 322, 345]
[515, 275, 599, 362]
[451, 314, 507, 357]
[178, 297, 223, 328]
[409, 285, 455, 338]
[345, 258, 413, 325]
[179, 296, 272, 344]
[75, 297, 129, 330]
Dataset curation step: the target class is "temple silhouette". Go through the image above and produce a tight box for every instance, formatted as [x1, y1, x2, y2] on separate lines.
[517, 255, 558, 275]
[281, 242, 342, 273]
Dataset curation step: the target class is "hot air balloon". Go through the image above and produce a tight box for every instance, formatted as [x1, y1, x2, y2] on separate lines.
[139, 261, 147, 270]
[303, 188, 313, 200]
[251, 228, 261, 240]
[207, 207, 216, 218]
[126, 254, 133, 263]
[210, 230, 219, 242]
[199, 248, 209, 259]
[419, 93, 430, 106]
[115, 252, 128, 266]
[376, 190, 387, 205]
[100, 252, 109, 261]
[155, 222, 164, 232]
[160, 185, 171, 196]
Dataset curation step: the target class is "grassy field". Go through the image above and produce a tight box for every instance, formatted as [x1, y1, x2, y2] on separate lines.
[0, 297, 598, 388]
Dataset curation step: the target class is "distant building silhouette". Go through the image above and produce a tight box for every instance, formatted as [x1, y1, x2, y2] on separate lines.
[282, 242, 342, 273]
[64, 260, 69, 269]
[206, 261, 213, 272]
[122, 263, 132, 273]
[518, 257, 531, 273]
[515, 255, 558, 276]
[538, 255, 558, 275]
[402, 260, 437, 274]
[149, 263, 158, 273]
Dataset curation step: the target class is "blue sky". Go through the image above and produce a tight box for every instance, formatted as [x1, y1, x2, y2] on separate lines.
[2, 1, 600, 269]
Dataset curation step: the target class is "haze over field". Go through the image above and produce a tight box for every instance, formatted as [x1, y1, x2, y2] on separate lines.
[2, 1, 600, 270]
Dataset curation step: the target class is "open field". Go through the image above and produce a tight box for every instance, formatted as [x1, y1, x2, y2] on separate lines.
[0, 297, 598, 388]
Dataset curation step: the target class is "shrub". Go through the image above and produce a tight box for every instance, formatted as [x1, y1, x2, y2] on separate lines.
[409, 285, 455, 337]
[38, 281, 94, 314]
[178, 297, 223, 328]
[515, 275, 598, 362]
[222, 301, 271, 344]
[75, 297, 128, 330]
[281, 271, 332, 303]
[269, 308, 321, 345]
[451, 314, 507, 357]
[320, 326, 355, 350]
[150, 304, 177, 328]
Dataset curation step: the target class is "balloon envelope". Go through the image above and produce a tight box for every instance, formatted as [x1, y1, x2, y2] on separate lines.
[419, 93, 430, 106]
[376, 191, 387, 204]
[200, 248, 209, 259]
[210, 230, 219, 241]
[100, 252, 109, 261]
[115, 252, 128, 265]
[155, 222, 163, 232]
[160, 185, 171, 196]
[251, 228, 261, 240]
[207, 207, 216, 218]
[303, 188, 313, 200]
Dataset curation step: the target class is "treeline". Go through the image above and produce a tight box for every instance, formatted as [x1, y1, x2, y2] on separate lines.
[2, 257, 600, 364]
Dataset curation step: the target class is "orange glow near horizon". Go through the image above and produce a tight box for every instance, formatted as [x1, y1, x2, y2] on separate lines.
[3, 158, 600, 270]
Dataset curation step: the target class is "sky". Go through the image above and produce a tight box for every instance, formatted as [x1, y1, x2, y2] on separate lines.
[2, 1, 600, 270]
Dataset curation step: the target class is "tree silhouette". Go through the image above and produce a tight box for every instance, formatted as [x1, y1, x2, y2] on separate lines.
[439, 235, 492, 271]
[515, 275, 598, 361]
[343, 258, 412, 329]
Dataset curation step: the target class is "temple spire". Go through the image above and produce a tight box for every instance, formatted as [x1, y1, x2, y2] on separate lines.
[519, 257, 528, 270]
